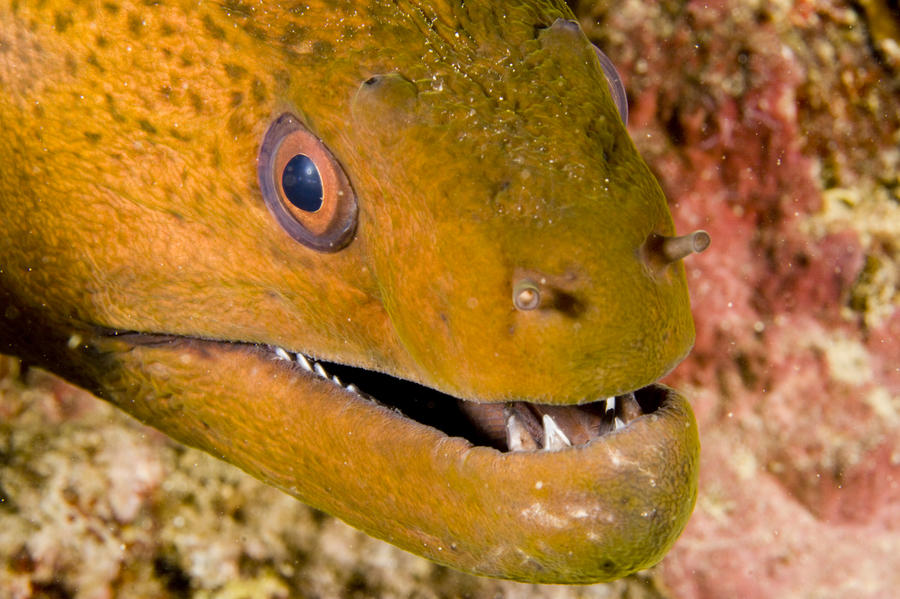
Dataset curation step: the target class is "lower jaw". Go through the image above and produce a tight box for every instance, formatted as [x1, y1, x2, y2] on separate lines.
[80, 331, 699, 583]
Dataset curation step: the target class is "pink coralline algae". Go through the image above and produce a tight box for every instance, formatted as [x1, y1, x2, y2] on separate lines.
[582, 0, 900, 597]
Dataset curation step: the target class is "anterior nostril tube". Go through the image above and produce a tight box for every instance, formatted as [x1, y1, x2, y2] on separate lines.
[644, 230, 711, 267]
[663, 230, 710, 261]
[513, 279, 541, 311]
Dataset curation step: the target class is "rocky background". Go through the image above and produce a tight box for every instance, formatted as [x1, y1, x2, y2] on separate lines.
[2, 0, 898, 597]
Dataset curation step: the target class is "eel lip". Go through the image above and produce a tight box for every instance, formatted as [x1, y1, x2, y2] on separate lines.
[88, 332, 699, 583]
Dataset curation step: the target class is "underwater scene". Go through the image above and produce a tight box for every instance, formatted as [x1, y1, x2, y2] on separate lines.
[1, 0, 898, 597]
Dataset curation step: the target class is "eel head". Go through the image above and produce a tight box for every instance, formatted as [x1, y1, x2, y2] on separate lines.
[0, 2, 705, 583]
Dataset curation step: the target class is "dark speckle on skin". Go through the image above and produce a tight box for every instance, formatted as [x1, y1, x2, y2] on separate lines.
[127, 12, 144, 37]
[84, 132, 102, 144]
[188, 90, 203, 114]
[169, 128, 190, 142]
[102, 2, 120, 15]
[95, 35, 109, 48]
[273, 69, 291, 93]
[223, 63, 247, 80]
[105, 94, 124, 122]
[65, 53, 77, 76]
[229, 91, 243, 108]
[86, 52, 104, 72]
[280, 23, 306, 45]
[227, 113, 246, 137]
[245, 23, 268, 41]
[220, 0, 254, 19]
[312, 40, 334, 59]
[54, 11, 73, 33]
[210, 146, 222, 169]
[138, 119, 157, 135]
[202, 14, 225, 40]
[251, 78, 267, 104]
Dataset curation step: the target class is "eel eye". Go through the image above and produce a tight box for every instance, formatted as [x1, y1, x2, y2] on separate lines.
[258, 113, 357, 251]
[593, 46, 628, 125]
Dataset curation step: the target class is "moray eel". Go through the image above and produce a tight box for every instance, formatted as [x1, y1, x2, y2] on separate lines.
[0, 0, 708, 583]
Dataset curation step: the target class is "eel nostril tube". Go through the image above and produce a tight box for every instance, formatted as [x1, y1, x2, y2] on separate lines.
[644, 230, 711, 267]
[513, 279, 541, 311]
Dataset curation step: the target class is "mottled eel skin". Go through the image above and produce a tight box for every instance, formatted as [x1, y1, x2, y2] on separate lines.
[0, 0, 705, 583]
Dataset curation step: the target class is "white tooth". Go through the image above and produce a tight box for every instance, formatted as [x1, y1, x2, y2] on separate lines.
[274, 347, 291, 361]
[607, 396, 617, 413]
[314, 362, 329, 378]
[614, 417, 625, 430]
[542, 414, 572, 451]
[331, 375, 342, 386]
[506, 415, 527, 452]
[296, 353, 313, 372]
[346, 384, 359, 394]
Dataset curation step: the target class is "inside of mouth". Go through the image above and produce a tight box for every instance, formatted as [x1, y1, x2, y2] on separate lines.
[274, 346, 664, 452]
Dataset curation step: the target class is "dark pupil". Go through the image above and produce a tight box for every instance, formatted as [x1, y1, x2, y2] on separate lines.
[281, 154, 323, 212]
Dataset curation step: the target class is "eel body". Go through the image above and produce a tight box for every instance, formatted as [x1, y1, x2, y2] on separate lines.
[0, 0, 703, 583]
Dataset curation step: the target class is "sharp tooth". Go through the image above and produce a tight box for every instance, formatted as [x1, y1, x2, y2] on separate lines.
[505, 413, 538, 451]
[619, 393, 642, 423]
[273, 347, 291, 361]
[296, 353, 313, 372]
[507, 415, 525, 451]
[607, 396, 617, 413]
[346, 384, 359, 394]
[542, 414, 572, 451]
[331, 375, 343, 386]
[614, 417, 625, 430]
[313, 362, 329, 378]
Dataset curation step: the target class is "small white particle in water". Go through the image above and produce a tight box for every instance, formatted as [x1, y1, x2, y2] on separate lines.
[67, 334, 82, 349]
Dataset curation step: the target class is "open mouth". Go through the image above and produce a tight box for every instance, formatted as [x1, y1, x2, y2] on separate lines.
[83, 329, 697, 583]
[268, 343, 666, 453]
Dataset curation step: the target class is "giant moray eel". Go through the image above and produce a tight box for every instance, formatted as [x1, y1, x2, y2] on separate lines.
[0, 0, 709, 583]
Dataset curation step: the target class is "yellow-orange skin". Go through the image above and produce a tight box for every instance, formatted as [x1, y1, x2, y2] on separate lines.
[0, 0, 699, 583]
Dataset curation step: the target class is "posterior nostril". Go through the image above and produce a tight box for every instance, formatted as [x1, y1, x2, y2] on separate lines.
[513, 279, 542, 311]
